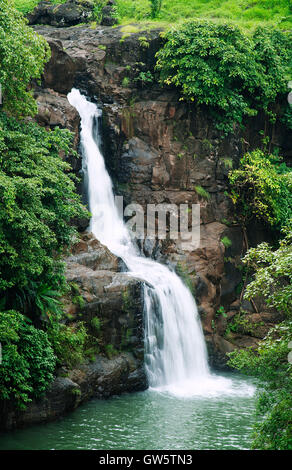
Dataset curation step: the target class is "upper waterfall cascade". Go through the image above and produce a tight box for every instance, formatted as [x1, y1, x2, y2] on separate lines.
[68, 88, 254, 398]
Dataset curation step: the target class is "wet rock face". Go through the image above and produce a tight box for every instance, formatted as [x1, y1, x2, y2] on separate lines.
[33, 24, 291, 369]
[64, 234, 146, 361]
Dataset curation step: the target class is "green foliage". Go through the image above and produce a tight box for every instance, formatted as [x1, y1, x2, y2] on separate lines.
[243, 233, 292, 317]
[47, 316, 88, 368]
[222, 158, 233, 169]
[114, 0, 292, 30]
[228, 322, 292, 449]
[229, 149, 292, 230]
[229, 233, 292, 449]
[34, 284, 63, 321]
[122, 76, 130, 87]
[134, 70, 154, 86]
[120, 24, 140, 34]
[14, 0, 39, 14]
[282, 105, 292, 130]
[138, 35, 150, 48]
[216, 306, 227, 318]
[156, 21, 291, 133]
[0, 310, 56, 408]
[72, 294, 85, 308]
[91, 316, 101, 331]
[0, 0, 50, 116]
[175, 262, 194, 294]
[0, 113, 87, 300]
[221, 236, 232, 248]
[92, 0, 107, 23]
[225, 311, 263, 335]
[149, 0, 162, 18]
[194, 185, 211, 201]
[105, 343, 118, 359]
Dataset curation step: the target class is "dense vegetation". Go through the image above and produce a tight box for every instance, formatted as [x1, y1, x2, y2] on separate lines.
[14, 0, 292, 31]
[0, 115, 84, 297]
[229, 150, 292, 231]
[229, 319, 292, 449]
[0, 311, 56, 408]
[0, 0, 88, 408]
[116, 0, 292, 29]
[228, 232, 292, 449]
[228, 150, 292, 449]
[156, 21, 292, 133]
[0, 0, 50, 116]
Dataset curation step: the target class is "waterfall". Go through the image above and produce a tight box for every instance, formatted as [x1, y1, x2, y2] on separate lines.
[68, 88, 250, 398]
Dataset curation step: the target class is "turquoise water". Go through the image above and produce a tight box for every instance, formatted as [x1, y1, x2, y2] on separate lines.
[0, 373, 257, 450]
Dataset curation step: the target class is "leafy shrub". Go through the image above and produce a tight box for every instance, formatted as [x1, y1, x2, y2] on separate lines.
[221, 236, 232, 248]
[134, 71, 154, 86]
[243, 233, 292, 317]
[0, 113, 87, 303]
[0, 0, 50, 116]
[229, 149, 292, 231]
[91, 316, 101, 331]
[138, 36, 150, 48]
[122, 77, 130, 87]
[0, 310, 56, 408]
[216, 306, 227, 318]
[229, 230, 292, 449]
[225, 311, 263, 336]
[228, 322, 292, 449]
[149, 0, 162, 18]
[156, 21, 291, 133]
[47, 317, 88, 368]
[93, 0, 107, 23]
[282, 105, 292, 130]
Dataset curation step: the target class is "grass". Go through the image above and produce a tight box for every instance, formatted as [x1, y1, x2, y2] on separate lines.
[14, 0, 68, 14]
[115, 0, 292, 31]
[14, 0, 292, 30]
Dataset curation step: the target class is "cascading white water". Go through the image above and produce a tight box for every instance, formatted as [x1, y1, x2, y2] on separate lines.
[68, 89, 254, 398]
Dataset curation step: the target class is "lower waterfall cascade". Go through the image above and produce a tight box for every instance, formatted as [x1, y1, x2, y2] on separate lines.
[67, 88, 255, 398]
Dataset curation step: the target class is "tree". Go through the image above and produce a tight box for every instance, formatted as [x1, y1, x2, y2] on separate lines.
[156, 21, 291, 133]
[229, 149, 292, 232]
[0, 113, 88, 308]
[242, 232, 292, 316]
[0, 0, 50, 117]
[0, 310, 56, 408]
[229, 320, 292, 449]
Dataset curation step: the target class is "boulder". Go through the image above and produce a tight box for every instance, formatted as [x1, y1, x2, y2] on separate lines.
[101, 1, 118, 26]
[28, 0, 94, 27]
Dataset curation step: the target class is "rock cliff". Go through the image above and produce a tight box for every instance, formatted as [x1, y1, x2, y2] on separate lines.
[33, 22, 290, 367]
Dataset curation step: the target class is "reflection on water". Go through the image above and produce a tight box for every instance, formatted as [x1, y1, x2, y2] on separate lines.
[0, 373, 256, 450]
